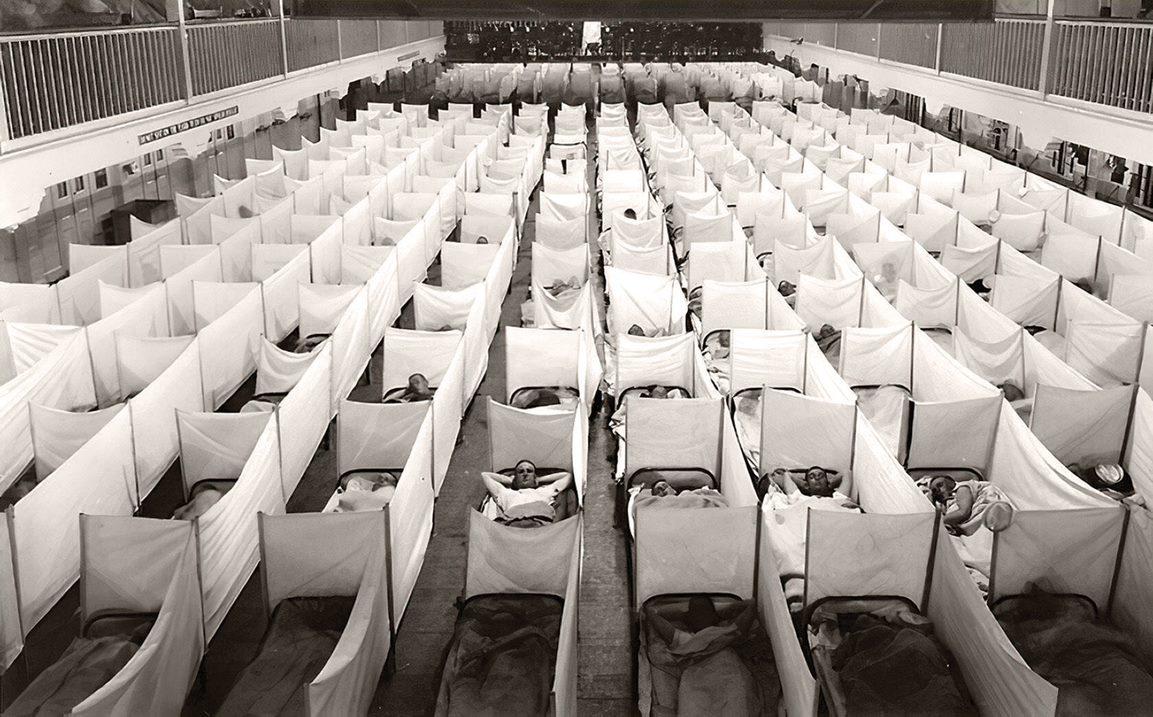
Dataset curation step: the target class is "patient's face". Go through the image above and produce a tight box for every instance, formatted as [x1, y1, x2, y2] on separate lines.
[929, 476, 955, 504]
[628, 324, 646, 336]
[649, 386, 669, 399]
[623, 209, 637, 220]
[652, 480, 673, 497]
[806, 468, 829, 495]
[513, 461, 538, 489]
[476, 235, 489, 245]
[408, 373, 429, 393]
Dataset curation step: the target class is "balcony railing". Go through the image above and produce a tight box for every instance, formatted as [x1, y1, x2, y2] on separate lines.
[1, 26, 182, 140]
[772, 17, 1153, 114]
[1049, 20, 1153, 113]
[0, 18, 444, 142]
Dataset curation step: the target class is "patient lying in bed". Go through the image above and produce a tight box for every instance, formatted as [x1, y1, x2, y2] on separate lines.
[510, 386, 581, 411]
[382, 373, 436, 403]
[815, 324, 841, 366]
[702, 332, 731, 392]
[327, 472, 399, 513]
[481, 461, 574, 528]
[641, 596, 780, 716]
[6, 620, 154, 716]
[762, 468, 861, 608]
[777, 280, 797, 308]
[1000, 381, 1033, 424]
[809, 599, 976, 716]
[994, 587, 1153, 715]
[924, 474, 1012, 592]
[1068, 461, 1134, 501]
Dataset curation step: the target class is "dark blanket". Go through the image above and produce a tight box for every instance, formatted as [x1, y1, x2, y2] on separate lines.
[5, 636, 141, 716]
[435, 594, 563, 716]
[217, 596, 355, 716]
[831, 614, 976, 716]
[996, 594, 1153, 715]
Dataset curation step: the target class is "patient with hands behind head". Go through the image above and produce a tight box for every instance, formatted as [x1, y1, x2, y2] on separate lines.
[398, 373, 434, 402]
[481, 460, 573, 528]
[764, 466, 857, 509]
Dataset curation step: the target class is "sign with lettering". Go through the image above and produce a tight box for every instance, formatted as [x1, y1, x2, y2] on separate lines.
[138, 106, 239, 145]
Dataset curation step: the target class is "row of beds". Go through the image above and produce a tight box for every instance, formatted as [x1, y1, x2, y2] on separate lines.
[602, 104, 1153, 714]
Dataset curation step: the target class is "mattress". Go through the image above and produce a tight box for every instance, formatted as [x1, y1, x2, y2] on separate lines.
[994, 592, 1153, 715]
[638, 595, 780, 717]
[853, 385, 910, 460]
[217, 596, 355, 716]
[435, 594, 563, 716]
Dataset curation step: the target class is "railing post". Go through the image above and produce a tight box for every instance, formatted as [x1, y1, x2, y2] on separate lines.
[0, 57, 11, 147]
[876, 23, 883, 60]
[934, 23, 943, 73]
[1039, 0, 1057, 96]
[274, 0, 289, 77]
[175, 11, 194, 100]
[376, 19, 383, 53]
[337, 19, 344, 62]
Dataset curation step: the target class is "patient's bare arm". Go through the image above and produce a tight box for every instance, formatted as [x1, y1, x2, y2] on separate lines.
[538, 471, 574, 492]
[481, 471, 513, 495]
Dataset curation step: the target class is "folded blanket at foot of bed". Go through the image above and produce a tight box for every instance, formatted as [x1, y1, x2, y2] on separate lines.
[995, 594, 1153, 715]
[829, 614, 976, 716]
[5, 636, 145, 716]
[217, 596, 355, 716]
[435, 594, 563, 717]
[641, 597, 780, 716]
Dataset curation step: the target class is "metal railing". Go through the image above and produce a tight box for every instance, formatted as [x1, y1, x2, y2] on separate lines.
[1, 26, 182, 139]
[188, 19, 282, 95]
[939, 18, 1045, 90]
[878, 22, 938, 69]
[0, 18, 443, 144]
[1049, 20, 1153, 113]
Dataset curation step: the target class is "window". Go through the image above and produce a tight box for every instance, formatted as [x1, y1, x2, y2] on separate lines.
[94, 169, 109, 189]
[143, 153, 153, 166]
[73, 175, 85, 192]
[226, 125, 235, 140]
[56, 182, 68, 199]
[155, 149, 164, 160]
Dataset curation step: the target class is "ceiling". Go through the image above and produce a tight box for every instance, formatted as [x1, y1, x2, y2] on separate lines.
[295, 0, 996, 21]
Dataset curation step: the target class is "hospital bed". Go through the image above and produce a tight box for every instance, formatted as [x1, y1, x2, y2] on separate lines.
[509, 384, 580, 411]
[624, 461, 724, 538]
[992, 590, 1153, 715]
[477, 464, 578, 528]
[435, 511, 579, 716]
[806, 596, 976, 716]
[637, 594, 780, 716]
[216, 596, 355, 715]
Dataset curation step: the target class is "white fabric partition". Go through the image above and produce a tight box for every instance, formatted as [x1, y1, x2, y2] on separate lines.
[57, 252, 128, 326]
[795, 275, 862, 330]
[804, 510, 935, 608]
[72, 516, 203, 715]
[0, 512, 21, 669]
[489, 399, 576, 476]
[177, 409, 269, 492]
[760, 388, 856, 475]
[634, 505, 757, 607]
[465, 510, 580, 599]
[0, 329, 96, 493]
[11, 409, 136, 631]
[413, 283, 482, 331]
[991, 507, 1126, 611]
[162, 245, 221, 336]
[442, 242, 501, 289]
[88, 282, 169, 405]
[116, 333, 194, 398]
[906, 396, 1001, 471]
[615, 332, 701, 396]
[1029, 384, 1132, 465]
[605, 267, 686, 336]
[259, 245, 310, 342]
[624, 398, 722, 478]
[839, 324, 913, 387]
[197, 415, 285, 638]
[28, 402, 123, 479]
[329, 288, 371, 400]
[277, 344, 334, 496]
[381, 328, 462, 394]
[196, 285, 263, 408]
[130, 340, 204, 496]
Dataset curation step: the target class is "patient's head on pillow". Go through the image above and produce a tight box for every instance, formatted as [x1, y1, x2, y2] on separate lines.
[623, 208, 638, 221]
[777, 280, 796, 297]
[475, 235, 489, 245]
[929, 474, 958, 505]
[792, 466, 839, 497]
[628, 324, 646, 337]
[407, 372, 431, 395]
[649, 386, 669, 400]
[512, 459, 538, 489]
[1000, 380, 1024, 403]
[651, 480, 674, 497]
[815, 323, 836, 341]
